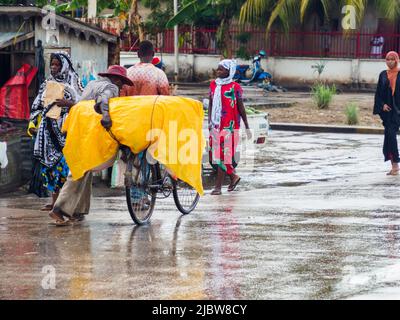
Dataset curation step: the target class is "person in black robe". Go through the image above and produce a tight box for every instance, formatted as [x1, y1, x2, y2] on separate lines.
[374, 51, 400, 175]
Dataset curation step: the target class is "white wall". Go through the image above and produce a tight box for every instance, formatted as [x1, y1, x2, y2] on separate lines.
[120, 51, 386, 86]
[268, 57, 386, 86]
[35, 20, 109, 78]
[268, 57, 385, 86]
[268, 57, 353, 85]
[358, 59, 387, 83]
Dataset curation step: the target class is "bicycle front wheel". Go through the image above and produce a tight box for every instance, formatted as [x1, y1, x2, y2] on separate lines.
[125, 157, 158, 225]
[172, 179, 200, 215]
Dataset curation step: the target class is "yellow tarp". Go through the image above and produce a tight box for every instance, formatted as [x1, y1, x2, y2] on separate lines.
[62, 95, 205, 195]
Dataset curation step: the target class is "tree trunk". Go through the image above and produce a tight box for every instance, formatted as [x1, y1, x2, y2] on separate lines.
[226, 24, 233, 58]
[223, 19, 233, 58]
[129, 0, 145, 41]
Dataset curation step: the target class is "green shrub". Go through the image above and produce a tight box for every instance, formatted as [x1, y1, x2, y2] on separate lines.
[311, 61, 326, 80]
[345, 103, 359, 125]
[311, 84, 336, 109]
[235, 32, 252, 60]
[236, 46, 251, 60]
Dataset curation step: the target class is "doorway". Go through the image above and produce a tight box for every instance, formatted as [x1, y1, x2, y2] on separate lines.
[0, 54, 11, 88]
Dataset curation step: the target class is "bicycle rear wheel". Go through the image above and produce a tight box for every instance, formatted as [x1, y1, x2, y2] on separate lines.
[125, 155, 158, 225]
[172, 178, 200, 215]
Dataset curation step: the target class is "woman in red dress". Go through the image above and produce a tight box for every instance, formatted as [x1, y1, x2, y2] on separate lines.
[208, 59, 252, 195]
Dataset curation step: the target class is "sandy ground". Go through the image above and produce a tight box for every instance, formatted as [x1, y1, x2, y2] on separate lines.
[259, 92, 382, 127]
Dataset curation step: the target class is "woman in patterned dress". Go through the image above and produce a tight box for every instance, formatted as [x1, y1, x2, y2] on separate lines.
[208, 59, 252, 195]
[30, 52, 83, 210]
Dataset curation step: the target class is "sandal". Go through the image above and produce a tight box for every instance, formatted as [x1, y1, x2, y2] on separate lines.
[72, 213, 85, 222]
[228, 177, 241, 192]
[211, 189, 222, 195]
[49, 211, 72, 227]
[40, 204, 53, 212]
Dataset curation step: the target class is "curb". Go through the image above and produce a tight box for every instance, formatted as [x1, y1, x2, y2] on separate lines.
[172, 82, 210, 87]
[246, 102, 294, 109]
[270, 122, 384, 135]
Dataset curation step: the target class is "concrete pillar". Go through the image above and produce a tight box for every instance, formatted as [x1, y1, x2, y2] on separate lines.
[188, 54, 195, 81]
[351, 59, 360, 88]
[174, 0, 179, 81]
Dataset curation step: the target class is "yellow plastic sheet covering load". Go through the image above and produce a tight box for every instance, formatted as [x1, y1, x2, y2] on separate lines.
[62, 95, 205, 195]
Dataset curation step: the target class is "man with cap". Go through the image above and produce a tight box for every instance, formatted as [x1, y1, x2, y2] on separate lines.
[49, 65, 133, 225]
[84, 65, 133, 128]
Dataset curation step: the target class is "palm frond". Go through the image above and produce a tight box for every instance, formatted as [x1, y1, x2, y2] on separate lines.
[318, 0, 332, 23]
[239, 0, 274, 25]
[374, 0, 400, 22]
[266, 0, 288, 32]
[299, 0, 310, 23]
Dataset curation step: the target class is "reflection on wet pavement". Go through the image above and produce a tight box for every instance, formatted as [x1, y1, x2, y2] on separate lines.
[1, 131, 400, 299]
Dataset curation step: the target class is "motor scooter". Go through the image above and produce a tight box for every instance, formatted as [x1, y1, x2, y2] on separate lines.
[234, 50, 272, 84]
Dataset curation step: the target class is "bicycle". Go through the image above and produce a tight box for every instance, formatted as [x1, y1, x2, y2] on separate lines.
[123, 149, 200, 225]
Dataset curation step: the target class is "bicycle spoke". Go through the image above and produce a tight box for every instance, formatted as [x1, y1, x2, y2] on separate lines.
[126, 154, 157, 225]
[173, 179, 200, 214]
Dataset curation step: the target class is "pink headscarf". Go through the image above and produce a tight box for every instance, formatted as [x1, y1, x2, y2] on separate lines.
[386, 51, 400, 95]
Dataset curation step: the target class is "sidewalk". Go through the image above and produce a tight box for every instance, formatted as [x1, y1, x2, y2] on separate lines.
[270, 122, 384, 135]
[175, 83, 298, 109]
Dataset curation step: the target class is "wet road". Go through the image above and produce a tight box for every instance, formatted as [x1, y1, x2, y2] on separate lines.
[1, 130, 400, 300]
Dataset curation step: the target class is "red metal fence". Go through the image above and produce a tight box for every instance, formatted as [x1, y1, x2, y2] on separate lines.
[121, 26, 269, 57]
[270, 31, 400, 59]
[83, 18, 400, 59]
[121, 26, 220, 54]
[122, 28, 400, 59]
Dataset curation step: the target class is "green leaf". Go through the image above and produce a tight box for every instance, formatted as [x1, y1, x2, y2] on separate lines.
[166, 2, 197, 28]
[55, 3, 70, 13]
[166, 0, 210, 28]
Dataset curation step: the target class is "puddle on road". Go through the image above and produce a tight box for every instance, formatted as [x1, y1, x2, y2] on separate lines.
[276, 181, 311, 187]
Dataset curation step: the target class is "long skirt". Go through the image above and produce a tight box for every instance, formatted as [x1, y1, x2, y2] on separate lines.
[383, 123, 400, 163]
[209, 127, 240, 175]
[41, 156, 69, 193]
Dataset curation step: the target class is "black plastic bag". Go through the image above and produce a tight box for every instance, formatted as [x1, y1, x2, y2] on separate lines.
[28, 159, 48, 198]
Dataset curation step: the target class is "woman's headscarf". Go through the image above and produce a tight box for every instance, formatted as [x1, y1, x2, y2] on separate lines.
[48, 51, 84, 101]
[30, 51, 83, 122]
[386, 51, 399, 96]
[211, 59, 237, 127]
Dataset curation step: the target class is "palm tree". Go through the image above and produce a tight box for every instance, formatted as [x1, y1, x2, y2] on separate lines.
[239, 0, 400, 32]
[240, 0, 369, 32]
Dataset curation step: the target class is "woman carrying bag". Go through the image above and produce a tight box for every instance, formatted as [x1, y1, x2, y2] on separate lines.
[30, 51, 83, 210]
